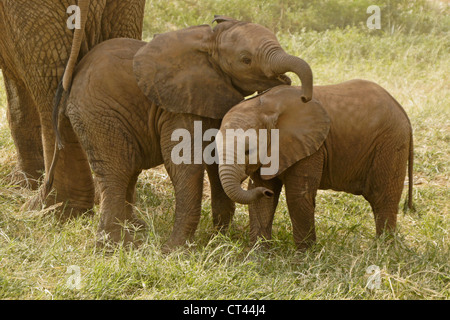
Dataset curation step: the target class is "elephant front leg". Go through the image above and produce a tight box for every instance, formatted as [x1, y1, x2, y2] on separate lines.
[206, 163, 235, 231]
[159, 117, 211, 251]
[284, 185, 317, 251]
[163, 161, 205, 251]
[4, 73, 44, 189]
[248, 173, 283, 246]
[282, 160, 323, 251]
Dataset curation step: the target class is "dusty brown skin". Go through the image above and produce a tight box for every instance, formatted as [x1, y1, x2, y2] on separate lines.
[0, 0, 145, 188]
[47, 17, 314, 249]
[218, 81, 414, 250]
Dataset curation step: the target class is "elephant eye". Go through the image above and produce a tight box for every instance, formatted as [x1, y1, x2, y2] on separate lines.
[241, 57, 252, 65]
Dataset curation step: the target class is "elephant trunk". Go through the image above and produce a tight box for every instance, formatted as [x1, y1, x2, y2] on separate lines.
[62, 0, 90, 91]
[270, 51, 313, 103]
[219, 163, 273, 204]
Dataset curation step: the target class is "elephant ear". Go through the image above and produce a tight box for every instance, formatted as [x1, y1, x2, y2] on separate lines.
[260, 86, 330, 180]
[133, 25, 244, 119]
[212, 15, 238, 24]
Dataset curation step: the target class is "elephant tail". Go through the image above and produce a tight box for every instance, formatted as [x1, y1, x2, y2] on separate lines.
[383, 86, 415, 213]
[54, 0, 90, 147]
[43, 141, 61, 200]
[403, 129, 415, 212]
[53, 79, 65, 150]
[43, 78, 66, 198]
[62, 0, 90, 91]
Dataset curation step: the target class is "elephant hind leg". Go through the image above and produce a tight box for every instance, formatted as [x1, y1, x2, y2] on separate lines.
[95, 169, 144, 247]
[364, 144, 409, 236]
[371, 203, 399, 236]
[67, 106, 143, 246]
[4, 73, 44, 189]
[365, 185, 403, 236]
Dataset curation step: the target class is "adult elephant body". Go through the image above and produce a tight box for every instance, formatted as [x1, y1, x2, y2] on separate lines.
[0, 0, 145, 188]
[218, 81, 414, 250]
[48, 18, 314, 248]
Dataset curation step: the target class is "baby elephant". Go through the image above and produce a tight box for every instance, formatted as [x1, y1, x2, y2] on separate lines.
[218, 80, 414, 250]
[46, 17, 313, 249]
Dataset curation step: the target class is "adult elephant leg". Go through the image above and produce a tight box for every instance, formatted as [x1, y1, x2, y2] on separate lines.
[248, 174, 283, 246]
[30, 111, 95, 217]
[206, 163, 235, 231]
[3, 72, 43, 189]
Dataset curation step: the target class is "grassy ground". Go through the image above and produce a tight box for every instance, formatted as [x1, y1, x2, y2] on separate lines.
[0, 0, 448, 299]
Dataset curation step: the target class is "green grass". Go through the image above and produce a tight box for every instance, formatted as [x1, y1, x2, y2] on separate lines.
[0, 0, 449, 300]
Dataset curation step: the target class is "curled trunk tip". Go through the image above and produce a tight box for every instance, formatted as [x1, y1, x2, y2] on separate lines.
[219, 164, 274, 204]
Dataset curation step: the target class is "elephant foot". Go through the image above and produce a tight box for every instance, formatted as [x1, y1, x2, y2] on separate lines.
[96, 226, 143, 250]
[160, 239, 184, 254]
[21, 192, 44, 212]
[130, 213, 148, 230]
[160, 242, 182, 254]
[249, 238, 273, 252]
[56, 207, 95, 222]
[296, 239, 316, 252]
[161, 234, 196, 254]
[9, 166, 41, 190]
[160, 242, 190, 255]
[21, 188, 93, 222]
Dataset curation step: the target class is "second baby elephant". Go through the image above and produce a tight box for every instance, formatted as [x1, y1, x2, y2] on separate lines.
[218, 80, 414, 250]
[47, 17, 314, 249]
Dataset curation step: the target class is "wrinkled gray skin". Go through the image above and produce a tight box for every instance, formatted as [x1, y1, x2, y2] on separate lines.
[218, 81, 414, 250]
[0, 0, 145, 189]
[47, 17, 314, 250]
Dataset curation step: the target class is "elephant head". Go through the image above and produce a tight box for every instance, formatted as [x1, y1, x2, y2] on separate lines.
[132, 16, 314, 120]
[218, 85, 330, 204]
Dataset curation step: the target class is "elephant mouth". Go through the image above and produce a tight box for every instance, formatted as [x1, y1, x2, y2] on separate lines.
[233, 84, 256, 97]
[253, 74, 291, 95]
